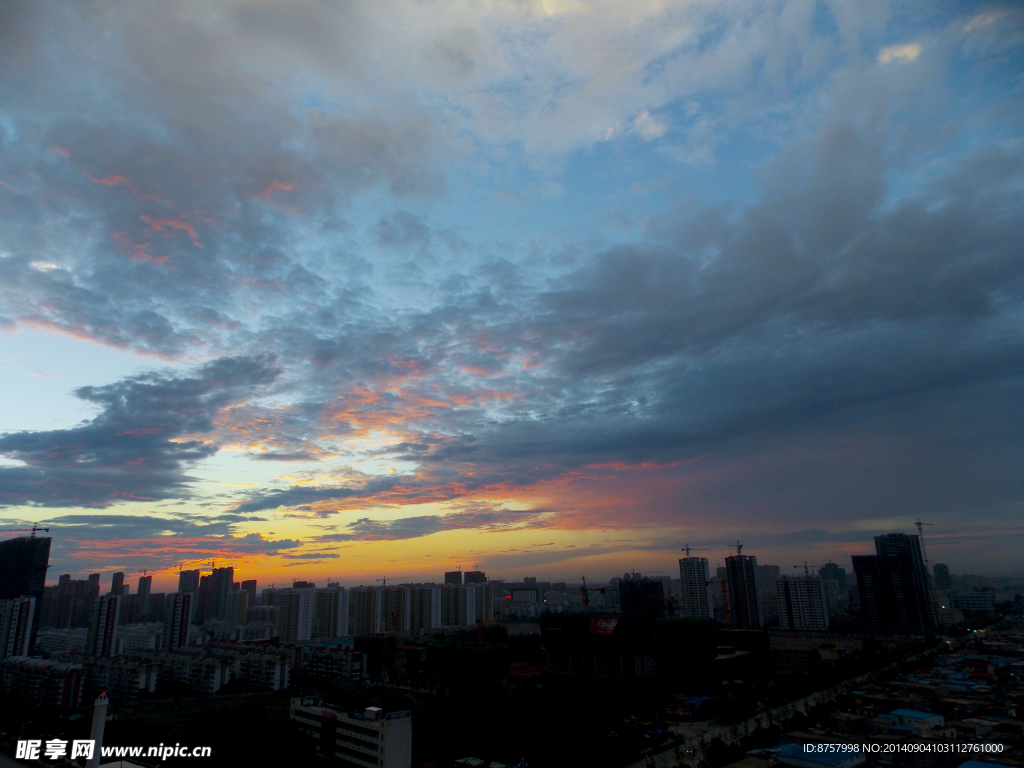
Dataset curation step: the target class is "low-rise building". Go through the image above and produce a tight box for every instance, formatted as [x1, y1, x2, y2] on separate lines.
[0, 657, 84, 707]
[291, 697, 412, 768]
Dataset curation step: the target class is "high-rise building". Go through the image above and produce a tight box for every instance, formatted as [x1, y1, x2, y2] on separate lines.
[314, 587, 349, 638]
[853, 532, 935, 632]
[0, 536, 51, 601]
[464, 571, 486, 584]
[225, 590, 250, 625]
[240, 580, 258, 603]
[87, 594, 120, 657]
[444, 571, 462, 585]
[163, 593, 194, 651]
[348, 587, 377, 636]
[110, 572, 125, 596]
[620, 575, 665, 618]
[178, 570, 201, 593]
[725, 554, 763, 628]
[409, 586, 438, 632]
[0, 596, 36, 658]
[777, 576, 829, 631]
[933, 563, 951, 591]
[853, 554, 934, 633]
[818, 562, 849, 614]
[876, 533, 934, 622]
[278, 588, 315, 642]
[678, 557, 713, 620]
[756, 564, 781, 620]
[376, 586, 410, 634]
[209, 567, 234, 621]
[0, 535, 50, 653]
[819, 562, 847, 591]
[136, 575, 152, 618]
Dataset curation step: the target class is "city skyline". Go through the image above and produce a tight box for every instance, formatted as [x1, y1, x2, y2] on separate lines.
[1, 2, 1023, 586]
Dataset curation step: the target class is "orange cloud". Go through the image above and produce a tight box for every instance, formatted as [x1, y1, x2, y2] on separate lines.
[260, 180, 294, 198]
[140, 215, 202, 247]
[112, 231, 166, 264]
[50, 145, 71, 157]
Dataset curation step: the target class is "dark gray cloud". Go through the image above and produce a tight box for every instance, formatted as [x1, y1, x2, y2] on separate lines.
[321, 506, 551, 542]
[0, 357, 278, 507]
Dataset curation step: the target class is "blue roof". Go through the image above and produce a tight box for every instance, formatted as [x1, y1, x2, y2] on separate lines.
[890, 709, 938, 719]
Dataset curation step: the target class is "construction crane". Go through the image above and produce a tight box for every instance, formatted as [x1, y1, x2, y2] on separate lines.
[0, 526, 50, 537]
[732, 540, 744, 556]
[377, 576, 411, 587]
[681, 544, 709, 557]
[915, 517, 933, 565]
[793, 562, 826, 577]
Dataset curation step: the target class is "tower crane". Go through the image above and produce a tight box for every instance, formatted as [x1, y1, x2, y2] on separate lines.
[915, 517, 933, 565]
[681, 544, 709, 557]
[793, 562, 826, 577]
[377, 576, 411, 587]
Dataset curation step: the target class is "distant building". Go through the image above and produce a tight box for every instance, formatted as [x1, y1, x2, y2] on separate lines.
[278, 588, 316, 642]
[163, 593, 194, 651]
[819, 562, 849, 614]
[875, 532, 935, 626]
[725, 554, 763, 628]
[178, 569, 201, 593]
[620, 575, 665, 618]
[757, 564, 781, 620]
[464, 570, 486, 584]
[314, 586, 349, 638]
[950, 591, 995, 613]
[110, 572, 125, 596]
[88, 594, 120, 657]
[35, 627, 89, 654]
[224, 589, 249, 625]
[444, 570, 463, 585]
[291, 699, 412, 768]
[348, 587, 378, 636]
[933, 563, 952, 591]
[678, 558, 713, 620]
[853, 532, 935, 632]
[136, 575, 152, 618]
[777, 575, 829, 631]
[209, 567, 234, 621]
[523, 577, 537, 586]
[240, 579, 258, 603]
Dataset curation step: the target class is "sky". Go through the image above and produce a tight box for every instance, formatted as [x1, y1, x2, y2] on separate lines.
[0, 0, 1022, 591]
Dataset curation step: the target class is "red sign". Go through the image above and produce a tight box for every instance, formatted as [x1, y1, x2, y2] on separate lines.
[588, 617, 619, 635]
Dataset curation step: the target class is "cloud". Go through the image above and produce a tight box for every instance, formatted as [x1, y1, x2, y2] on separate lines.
[878, 42, 921, 64]
[328, 505, 551, 542]
[0, 357, 278, 507]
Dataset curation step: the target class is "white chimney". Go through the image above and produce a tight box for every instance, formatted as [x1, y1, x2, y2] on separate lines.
[86, 691, 108, 768]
